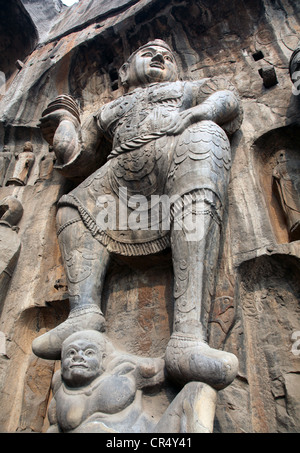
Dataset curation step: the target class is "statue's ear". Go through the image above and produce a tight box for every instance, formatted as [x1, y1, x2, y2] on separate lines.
[119, 63, 130, 87]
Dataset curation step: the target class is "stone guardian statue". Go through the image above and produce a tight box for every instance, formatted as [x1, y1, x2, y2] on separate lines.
[34, 39, 242, 391]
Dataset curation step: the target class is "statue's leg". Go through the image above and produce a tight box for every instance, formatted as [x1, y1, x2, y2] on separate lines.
[170, 194, 221, 332]
[154, 381, 217, 433]
[165, 197, 237, 389]
[164, 122, 238, 390]
[32, 206, 110, 359]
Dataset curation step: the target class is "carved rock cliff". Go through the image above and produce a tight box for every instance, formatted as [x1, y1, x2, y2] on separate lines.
[0, 0, 299, 433]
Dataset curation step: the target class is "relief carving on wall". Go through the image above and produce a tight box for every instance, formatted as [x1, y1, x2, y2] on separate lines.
[273, 150, 300, 241]
[32, 39, 243, 432]
[6, 142, 35, 187]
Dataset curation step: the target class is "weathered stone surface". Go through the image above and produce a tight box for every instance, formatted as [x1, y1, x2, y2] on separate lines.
[103, 254, 174, 358]
[21, 0, 66, 43]
[0, 0, 38, 78]
[0, 196, 23, 316]
[214, 251, 300, 433]
[0, 225, 21, 314]
[46, 0, 140, 43]
[18, 355, 56, 432]
[0, 0, 299, 433]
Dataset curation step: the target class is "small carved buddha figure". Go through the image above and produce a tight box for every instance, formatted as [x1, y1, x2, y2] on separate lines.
[273, 150, 300, 241]
[34, 39, 242, 390]
[6, 141, 35, 186]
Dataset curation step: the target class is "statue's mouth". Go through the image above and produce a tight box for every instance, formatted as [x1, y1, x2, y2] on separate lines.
[70, 363, 88, 369]
[150, 62, 164, 70]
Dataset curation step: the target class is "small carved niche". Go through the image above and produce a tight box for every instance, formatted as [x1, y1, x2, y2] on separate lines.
[253, 125, 300, 243]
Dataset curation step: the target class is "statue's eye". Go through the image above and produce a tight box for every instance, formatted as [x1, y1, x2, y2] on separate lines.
[67, 348, 76, 357]
[85, 349, 96, 357]
[142, 52, 153, 58]
[164, 55, 172, 62]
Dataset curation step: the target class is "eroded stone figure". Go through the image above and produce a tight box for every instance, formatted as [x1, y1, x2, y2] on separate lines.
[33, 40, 242, 390]
[0, 196, 23, 311]
[6, 141, 35, 186]
[273, 150, 300, 241]
[48, 330, 217, 433]
[0, 146, 12, 187]
[36, 149, 56, 183]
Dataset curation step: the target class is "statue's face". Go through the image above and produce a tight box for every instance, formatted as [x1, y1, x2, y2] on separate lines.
[23, 142, 33, 152]
[62, 339, 103, 388]
[123, 45, 178, 88]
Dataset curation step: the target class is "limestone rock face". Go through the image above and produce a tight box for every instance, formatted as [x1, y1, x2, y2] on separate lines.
[0, 0, 38, 78]
[21, 0, 66, 42]
[0, 0, 299, 433]
[0, 226, 21, 312]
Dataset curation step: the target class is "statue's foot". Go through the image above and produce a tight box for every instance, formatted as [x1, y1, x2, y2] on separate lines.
[32, 305, 105, 360]
[165, 331, 238, 390]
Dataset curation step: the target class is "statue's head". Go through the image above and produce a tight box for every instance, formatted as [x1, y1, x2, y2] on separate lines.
[119, 39, 179, 89]
[61, 330, 109, 388]
[276, 150, 288, 164]
[23, 142, 33, 152]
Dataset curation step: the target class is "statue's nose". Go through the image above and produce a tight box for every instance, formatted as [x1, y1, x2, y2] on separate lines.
[72, 351, 85, 362]
[152, 53, 164, 63]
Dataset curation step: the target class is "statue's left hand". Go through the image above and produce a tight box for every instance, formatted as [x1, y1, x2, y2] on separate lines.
[161, 110, 194, 136]
[161, 103, 214, 136]
[38, 109, 80, 145]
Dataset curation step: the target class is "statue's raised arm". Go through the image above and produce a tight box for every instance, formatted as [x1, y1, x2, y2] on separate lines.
[38, 95, 110, 181]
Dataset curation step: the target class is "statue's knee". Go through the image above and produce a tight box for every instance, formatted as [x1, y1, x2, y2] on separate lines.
[56, 205, 79, 229]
